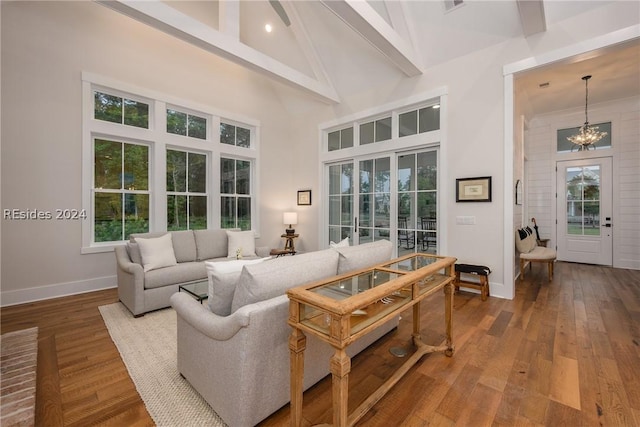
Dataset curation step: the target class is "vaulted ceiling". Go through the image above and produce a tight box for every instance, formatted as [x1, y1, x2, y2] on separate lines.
[98, 0, 639, 117]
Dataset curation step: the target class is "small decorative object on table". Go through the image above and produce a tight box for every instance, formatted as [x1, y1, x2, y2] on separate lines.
[236, 247, 243, 260]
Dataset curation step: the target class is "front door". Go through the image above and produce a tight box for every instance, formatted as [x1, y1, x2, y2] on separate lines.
[556, 158, 612, 265]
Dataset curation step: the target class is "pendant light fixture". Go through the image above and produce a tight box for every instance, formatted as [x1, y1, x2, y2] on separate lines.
[567, 75, 607, 151]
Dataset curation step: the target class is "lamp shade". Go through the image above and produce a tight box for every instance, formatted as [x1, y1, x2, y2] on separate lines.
[283, 212, 298, 226]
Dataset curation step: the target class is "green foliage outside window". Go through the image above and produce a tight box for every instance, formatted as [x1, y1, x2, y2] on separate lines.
[94, 91, 148, 128]
[167, 109, 207, 140]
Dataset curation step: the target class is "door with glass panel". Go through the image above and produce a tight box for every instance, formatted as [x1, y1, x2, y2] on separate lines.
[327, 149, 437, 254]
[556, 158, 612, 265]
[397, 151, 438, 257]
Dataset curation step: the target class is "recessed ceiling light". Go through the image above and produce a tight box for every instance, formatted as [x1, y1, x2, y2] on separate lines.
[432, 104, 441, 109]
[265, 23, 273, 33]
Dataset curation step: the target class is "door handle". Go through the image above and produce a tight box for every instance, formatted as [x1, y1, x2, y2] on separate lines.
[354, 217, 358, 233]
[601, 223, 612, 228]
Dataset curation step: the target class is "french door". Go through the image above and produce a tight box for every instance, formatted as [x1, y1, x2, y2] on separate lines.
[556, 158, 612, 265]
[326, 149, 438, 255]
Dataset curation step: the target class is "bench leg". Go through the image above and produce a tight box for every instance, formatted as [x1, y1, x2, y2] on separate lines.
[547, 261, 555, 282]
[480, 276, 489, 301]
[520, 259, 525, 281]
[454, 272, 461, 294]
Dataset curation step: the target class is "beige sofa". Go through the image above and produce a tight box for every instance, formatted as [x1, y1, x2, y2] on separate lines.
[115, 229, 268, 316]
[170, 239, 398, 427]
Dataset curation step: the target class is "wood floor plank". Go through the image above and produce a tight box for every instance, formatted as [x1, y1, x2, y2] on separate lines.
[1, 263, 639, 426]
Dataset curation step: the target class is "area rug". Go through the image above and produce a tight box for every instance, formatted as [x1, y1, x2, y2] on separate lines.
[98, 303, 226, 426]
[1, 327, 38, 427]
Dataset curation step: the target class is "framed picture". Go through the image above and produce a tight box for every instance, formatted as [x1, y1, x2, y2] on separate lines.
[456, 176, 492, 202]
[297, 190, 312, 206]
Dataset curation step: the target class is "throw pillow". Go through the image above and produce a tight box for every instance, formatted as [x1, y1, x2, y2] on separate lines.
[206, 258, 269, 316]
[515, 228, 532, 254]
[226, 230, 257, 258]
[329, 236, 350, 248]
[335, 240, 393, 275]
[126, 242, 142, 265]
[135, 233, 178, 272]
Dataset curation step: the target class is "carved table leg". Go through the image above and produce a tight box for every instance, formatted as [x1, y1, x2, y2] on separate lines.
[330, 348, 351, 427]
[444, 281, 454, 357]
[289, 328, 306, 427]
[412, 302, 422, 346]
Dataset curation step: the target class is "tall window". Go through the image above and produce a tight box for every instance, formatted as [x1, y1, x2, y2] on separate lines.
[328, 162, 354, 243]
[84, 76, 260, 250]
[166, 149, 207, 230]
[220, 158, 252, 230]
[93, 139, 149, 242]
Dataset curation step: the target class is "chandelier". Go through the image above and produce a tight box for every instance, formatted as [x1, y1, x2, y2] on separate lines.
[567, 75, 607, 151]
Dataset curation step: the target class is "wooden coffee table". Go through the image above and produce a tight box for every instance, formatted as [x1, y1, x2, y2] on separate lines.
[286, 253, 457, 426]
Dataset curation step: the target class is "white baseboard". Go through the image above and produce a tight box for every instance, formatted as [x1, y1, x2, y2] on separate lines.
[1, 276, 117, 307]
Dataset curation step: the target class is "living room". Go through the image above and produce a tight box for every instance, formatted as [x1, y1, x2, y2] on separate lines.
[1, 1, 639, 426]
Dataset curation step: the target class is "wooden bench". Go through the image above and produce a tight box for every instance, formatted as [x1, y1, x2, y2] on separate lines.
[516, 227, 556, 282]
[454, 264, 491, 301]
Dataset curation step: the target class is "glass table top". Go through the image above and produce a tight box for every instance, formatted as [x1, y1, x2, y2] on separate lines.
[312, 269, 403, 302]
[381, 254, 441, 272]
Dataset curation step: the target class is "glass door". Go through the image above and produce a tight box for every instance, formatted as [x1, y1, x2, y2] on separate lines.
[326, 148, 438, 255]
[556, 158, 612, 265]
[397, 151, 438, 257]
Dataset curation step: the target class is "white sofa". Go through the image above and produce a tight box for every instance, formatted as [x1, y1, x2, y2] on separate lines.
[170, 240, 399, 427]
[115, 229, 268, 317]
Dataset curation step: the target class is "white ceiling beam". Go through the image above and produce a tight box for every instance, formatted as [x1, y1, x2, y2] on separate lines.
[320, 0, 422, 77]
[517, 0, 547, 37]
[280, 1, 335, 89]
[219, 0, 240, 40]
[96, 0, 340, 104]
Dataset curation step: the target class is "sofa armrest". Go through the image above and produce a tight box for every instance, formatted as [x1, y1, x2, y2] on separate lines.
[114, 245, 144, 275]
[171, 292, 252, 341]
[256, 246, 270, 258]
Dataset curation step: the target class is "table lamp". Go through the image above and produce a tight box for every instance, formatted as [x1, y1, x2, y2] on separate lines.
[283, 212, 297, 236]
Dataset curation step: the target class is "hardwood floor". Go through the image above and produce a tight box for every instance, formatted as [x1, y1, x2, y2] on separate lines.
[1, 262, 639, 426]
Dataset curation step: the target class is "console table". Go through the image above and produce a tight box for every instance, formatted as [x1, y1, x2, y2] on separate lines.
[286, 253, 457, 426]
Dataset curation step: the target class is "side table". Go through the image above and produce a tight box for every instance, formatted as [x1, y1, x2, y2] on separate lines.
[281, 233, 299, 252]
[270, 249, 296, 257]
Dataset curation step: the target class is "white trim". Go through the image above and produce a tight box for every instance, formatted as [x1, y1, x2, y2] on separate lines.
[82, 73, 261, 251]
[1, 275, 117, 307]
[503, 73, 515, 300]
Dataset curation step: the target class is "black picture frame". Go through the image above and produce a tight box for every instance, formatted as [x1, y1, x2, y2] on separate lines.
[297, 190, 312, 206]
[456, 176, 492, 202]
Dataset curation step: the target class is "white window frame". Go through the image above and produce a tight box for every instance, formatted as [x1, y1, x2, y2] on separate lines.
[82, 72, 260, 253]
[318, 87, 449, 253]
[166, 147, 210, 231]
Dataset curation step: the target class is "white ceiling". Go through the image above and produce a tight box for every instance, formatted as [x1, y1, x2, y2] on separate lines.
[111, 1, 639, 115]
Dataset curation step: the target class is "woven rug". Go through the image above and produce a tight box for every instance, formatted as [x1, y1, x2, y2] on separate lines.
[1, 327, 38, 427]
[99, 303, 226, 426]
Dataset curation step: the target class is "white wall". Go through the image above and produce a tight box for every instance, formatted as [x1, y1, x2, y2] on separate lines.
[1, 1, 638, 304]
[526, 97, 640, 270]
[0, 1, 295, 304]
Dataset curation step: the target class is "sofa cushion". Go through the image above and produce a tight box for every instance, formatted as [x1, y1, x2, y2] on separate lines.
[194, 229, 229, 261]
[136, 234, 178, 272]
[231, 249, 339, 313]
[144, 261, 206, 289]
[170, 230, 197, 263]
[205, 258, 270, 316]
[335, 239, 393, 275]
[226, 230, 257, 258]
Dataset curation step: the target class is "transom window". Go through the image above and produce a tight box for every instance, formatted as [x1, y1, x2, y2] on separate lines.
[166, 108, 207, 140]
[557, 122, 612, 153]
[94, 91, 149, 128]
[220, 122, 251, 148]
[360, 116, 391, 145]
[399, 105, 440, 137]
[328, 127, 354, 152]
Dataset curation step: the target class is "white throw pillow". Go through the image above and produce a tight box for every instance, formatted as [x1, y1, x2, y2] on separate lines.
[206, 258, 269, 316]
[329, 236, 350, 248]
[135, 233, 178, 272]
[226, 230, 257, 258]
